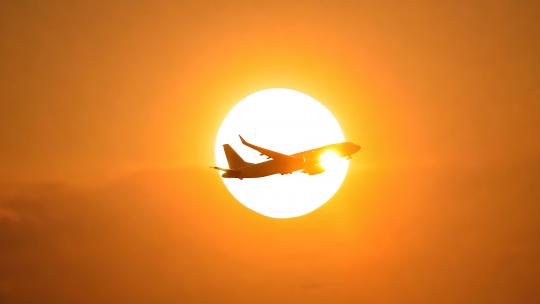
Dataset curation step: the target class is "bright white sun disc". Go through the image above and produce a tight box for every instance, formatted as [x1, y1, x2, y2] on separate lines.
[215, 88, 349, 218]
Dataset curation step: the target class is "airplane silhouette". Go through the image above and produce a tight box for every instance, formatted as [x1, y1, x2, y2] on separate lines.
[212, 135, 360, 179]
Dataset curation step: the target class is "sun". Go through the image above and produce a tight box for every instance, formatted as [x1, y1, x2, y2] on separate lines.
[215, 88, 349, 218]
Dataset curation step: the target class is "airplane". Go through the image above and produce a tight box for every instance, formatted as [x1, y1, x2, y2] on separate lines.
[212, 135, 360, 179]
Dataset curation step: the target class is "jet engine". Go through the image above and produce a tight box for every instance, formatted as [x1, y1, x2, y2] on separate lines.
[302, 164, 325, 175]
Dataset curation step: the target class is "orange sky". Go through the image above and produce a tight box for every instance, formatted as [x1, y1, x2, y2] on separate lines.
[1, 1, 539, 303]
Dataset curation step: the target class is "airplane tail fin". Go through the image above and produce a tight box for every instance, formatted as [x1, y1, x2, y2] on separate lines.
[223, 144, 250, 169]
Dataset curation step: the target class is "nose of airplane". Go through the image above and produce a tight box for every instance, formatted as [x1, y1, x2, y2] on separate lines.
[353, 143, 361, 152]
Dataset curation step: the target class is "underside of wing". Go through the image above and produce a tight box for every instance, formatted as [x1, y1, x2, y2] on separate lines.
[239, 135, 290, 160]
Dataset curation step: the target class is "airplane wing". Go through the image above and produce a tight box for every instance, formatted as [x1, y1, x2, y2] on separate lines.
[239, 135, 290, 160]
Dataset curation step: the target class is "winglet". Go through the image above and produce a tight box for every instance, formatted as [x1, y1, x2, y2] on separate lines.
[239, 135, 246, 144]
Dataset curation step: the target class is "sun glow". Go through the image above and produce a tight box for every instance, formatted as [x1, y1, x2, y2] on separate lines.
[319, 150, 346, 171]
[215, 88, 349, 218]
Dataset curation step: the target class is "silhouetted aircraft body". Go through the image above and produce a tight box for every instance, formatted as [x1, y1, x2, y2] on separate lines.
[212, 136, 360, 179]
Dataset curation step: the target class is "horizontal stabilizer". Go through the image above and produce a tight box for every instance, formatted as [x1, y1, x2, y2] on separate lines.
[211, 166, 232, 172]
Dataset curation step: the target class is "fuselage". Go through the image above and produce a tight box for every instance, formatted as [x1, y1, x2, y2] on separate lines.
[222, 142, 360, 179]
